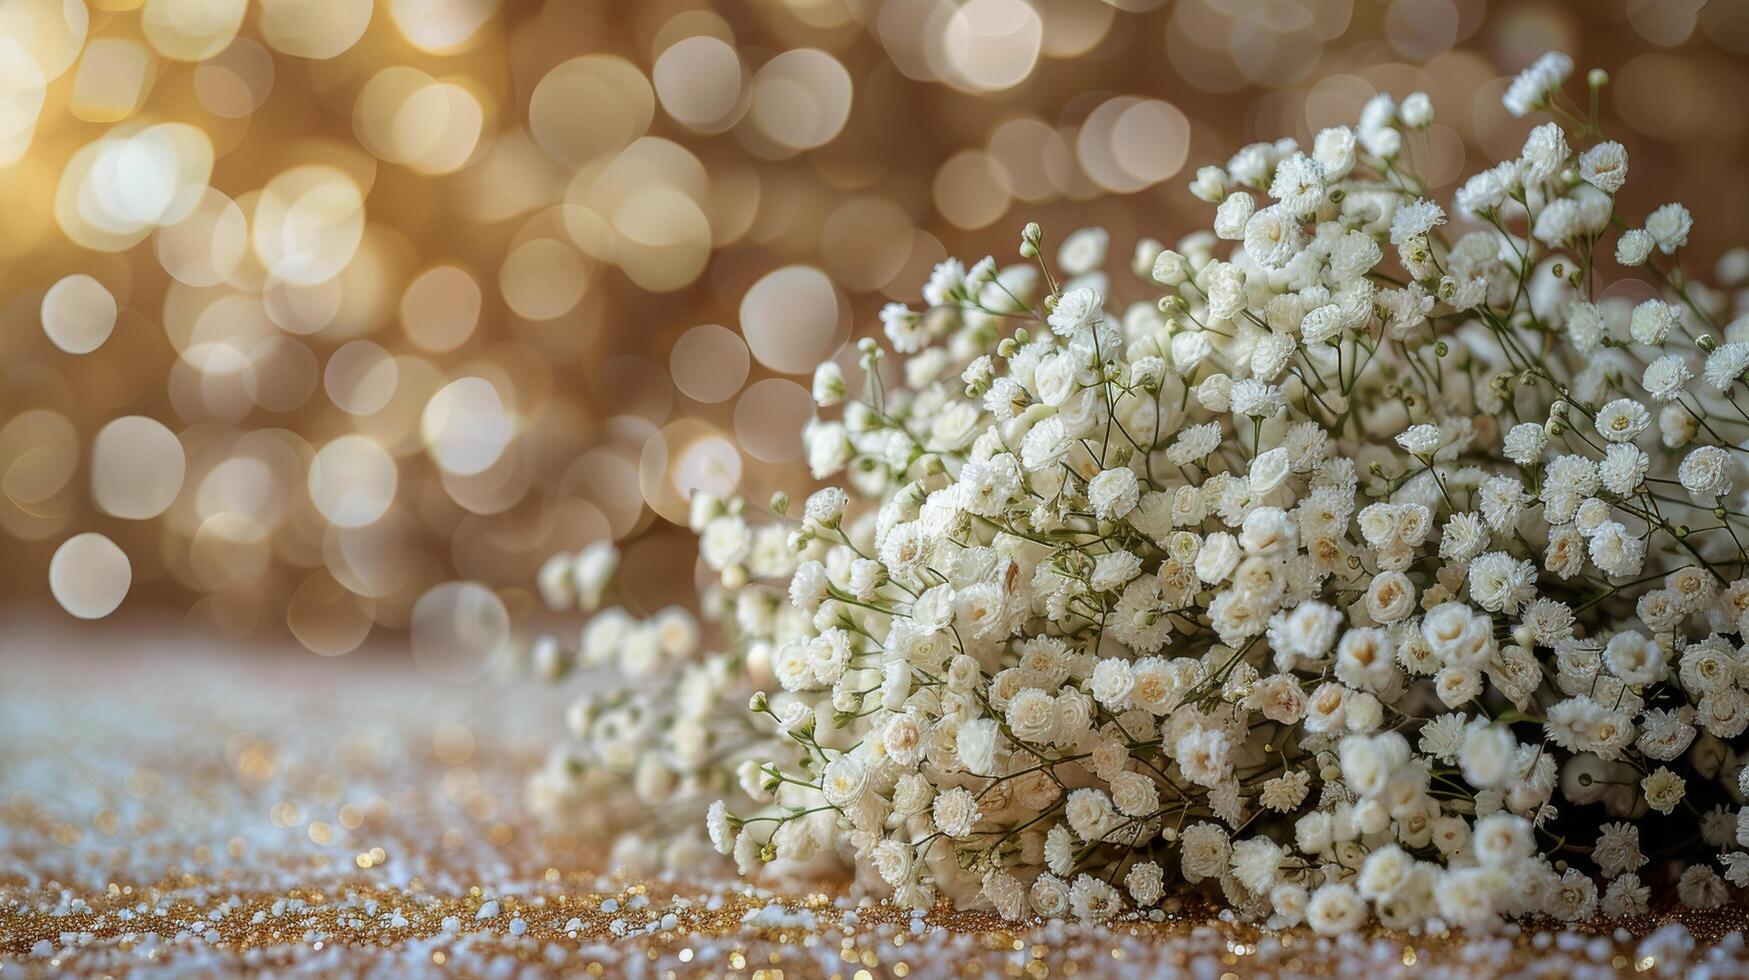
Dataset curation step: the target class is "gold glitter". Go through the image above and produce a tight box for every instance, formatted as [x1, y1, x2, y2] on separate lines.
[9, 641, 1749, 978]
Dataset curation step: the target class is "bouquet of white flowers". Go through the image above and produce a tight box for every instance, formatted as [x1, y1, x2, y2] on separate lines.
[542, 52, 1749, 932]
[525, 540, 832, 879]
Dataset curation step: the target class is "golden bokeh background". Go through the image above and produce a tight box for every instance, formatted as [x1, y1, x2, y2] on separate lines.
[4, 0, 1748, 660]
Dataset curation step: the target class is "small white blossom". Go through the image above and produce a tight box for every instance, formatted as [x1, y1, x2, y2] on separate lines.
[1646, 202, 1693, 254]
[1503, 51, 1572, 117]
[1579, 141, 1628, 193]
[1617, 228, 1654, 266]
[1047, 287, 1101, 336]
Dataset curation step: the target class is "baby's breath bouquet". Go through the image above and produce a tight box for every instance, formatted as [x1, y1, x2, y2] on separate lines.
[523, 542, 752, 872]
[548, 53, 1749, 932]
[525, 540, 834, 879]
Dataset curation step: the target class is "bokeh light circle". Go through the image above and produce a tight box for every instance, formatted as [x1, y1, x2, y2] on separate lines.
[2, 409, 78, 515]
[252, 165, 366, 287]
[0, 0, 87, 83]
[933, 150, 1011, 228]
[1109, 99, 1191, 186]
[821, 198, 915, 292]
[245, 335, 319, 412]
[749, 49, 852, 151]
[258, 0, 371, 59]
[49, 531, 131, 619]
[941, 0, 1044, 93]
[308, 434, 397, 528]
[670, 324, 750, 403]
[422, 377, 513, 475]
[91, 416, 185, 519]
[500, 238, 586, 320]
[155, 188, 247, 287]
[401, 264, 482, 352]
[194, 37, 274, 119]
[325, 340, 399, 416]
[287, 569, 374, 656]
[142, 0, 246, 63]
[409, 581, 509, 682]
[529, 55, 653, 166]
[653, 36, 746, 134]
[41, 273, 117, 354]
[734, 377, 814, 463]
[739, 266, 842, 374]
[390, 0, 501, 54]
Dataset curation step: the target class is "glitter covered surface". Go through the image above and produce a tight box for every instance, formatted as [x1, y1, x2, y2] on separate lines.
[4, 621, 1749, 979]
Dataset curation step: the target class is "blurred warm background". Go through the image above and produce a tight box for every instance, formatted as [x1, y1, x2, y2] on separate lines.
[4, 0, 1749, 661]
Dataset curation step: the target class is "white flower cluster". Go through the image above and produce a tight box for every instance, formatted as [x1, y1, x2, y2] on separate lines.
[524, 540, 812, 876]
[556, 53, 1749, 931]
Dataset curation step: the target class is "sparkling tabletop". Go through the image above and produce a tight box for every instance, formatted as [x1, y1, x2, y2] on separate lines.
[2, 619, 1745, 978]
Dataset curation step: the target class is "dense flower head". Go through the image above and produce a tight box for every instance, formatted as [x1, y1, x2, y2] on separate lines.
[530, 51, 1749, 930]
